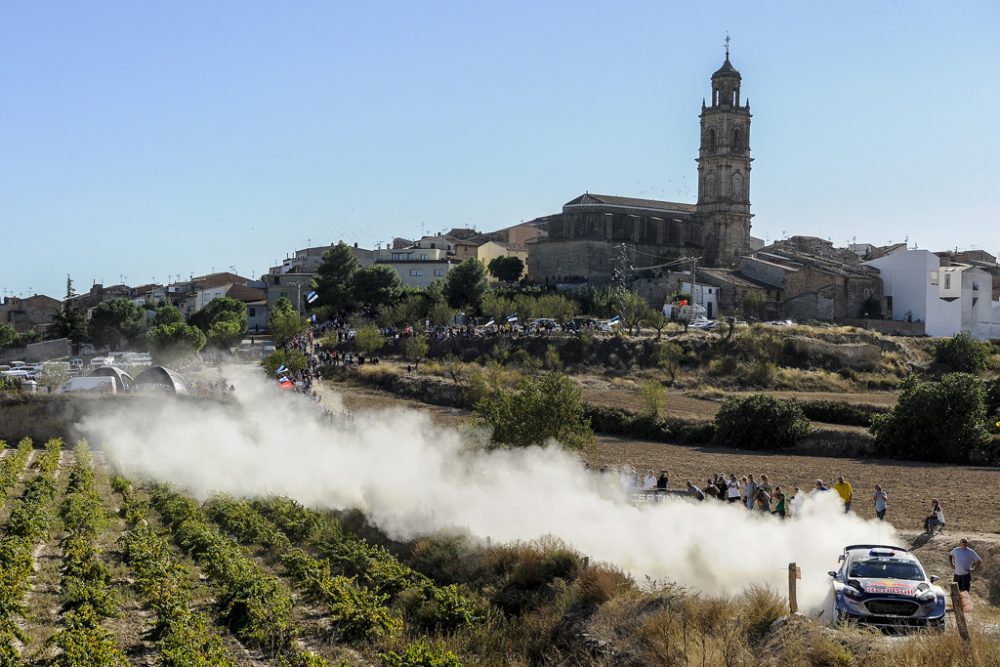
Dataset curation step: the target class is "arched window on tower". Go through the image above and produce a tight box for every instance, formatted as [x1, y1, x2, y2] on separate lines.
[708, 128, 716, 152]
[733, 128, 741, 153]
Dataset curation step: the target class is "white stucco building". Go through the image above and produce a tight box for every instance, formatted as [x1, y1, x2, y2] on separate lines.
[864, 248, 1000, 338]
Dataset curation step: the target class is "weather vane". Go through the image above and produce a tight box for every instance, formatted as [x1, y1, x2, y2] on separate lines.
[724, 32, 731, 59]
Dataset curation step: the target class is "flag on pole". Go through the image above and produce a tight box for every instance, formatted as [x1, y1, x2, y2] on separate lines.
[275, 364, 288, 375]
[607, 315, 622, 325]
[278, 376, 290, 383]
[506, 315, 518, 323]
[306, 290, 318, 304]
[484, 319, 495, 327]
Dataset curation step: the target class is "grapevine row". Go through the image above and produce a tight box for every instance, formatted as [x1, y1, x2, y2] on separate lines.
[111, 477, 234, 667]
[0, 439, 35, 506]
[250, 497, 482, 634]
[203, 495, 400, 642]
[0, 439, 63, 663]
[149, 486, 344, 667]
[46, 442, 126, 667]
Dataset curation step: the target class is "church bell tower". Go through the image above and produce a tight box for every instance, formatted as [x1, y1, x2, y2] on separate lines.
[697, 38, 752, 267]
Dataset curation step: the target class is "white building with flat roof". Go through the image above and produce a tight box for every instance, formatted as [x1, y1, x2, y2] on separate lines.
[865, 248, 1000, 338]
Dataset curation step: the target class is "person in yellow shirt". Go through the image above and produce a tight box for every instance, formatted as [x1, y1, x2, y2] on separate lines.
[832, 475, 853, 513]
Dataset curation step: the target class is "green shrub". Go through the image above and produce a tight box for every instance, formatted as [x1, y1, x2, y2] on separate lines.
[933, 331, 992, 372]
[714, 395, 810, 450]
[796, 400, 888, 427]
[475, 372, 593, 451]
[637, 379, 665, 417]
[871, 373, 991, 463]
[382, 641, 462, 667]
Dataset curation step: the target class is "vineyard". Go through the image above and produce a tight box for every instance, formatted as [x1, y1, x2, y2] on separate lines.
[0, 438, 998, 667]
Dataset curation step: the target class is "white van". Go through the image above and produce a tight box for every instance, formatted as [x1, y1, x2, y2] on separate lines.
[58, 376, 117, 394]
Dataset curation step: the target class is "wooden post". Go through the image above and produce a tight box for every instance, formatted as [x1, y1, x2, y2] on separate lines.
[486, 536, 491, 550]
[582, 556, 590, 571]
[788, 562, 798, 615]
[950, 582, 970, 641]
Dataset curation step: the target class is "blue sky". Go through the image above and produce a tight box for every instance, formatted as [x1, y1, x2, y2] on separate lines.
[2, 0, 998, 299]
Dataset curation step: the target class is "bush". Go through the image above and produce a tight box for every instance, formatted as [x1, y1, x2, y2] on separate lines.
[381, 641, 462, 667]
[934, 331, 992, 372]
[637, 379, 665, 417]
[714, 395, 810, 450]
[796, 400, 888, 427]
[871, 373, 991, 463]
[475, 372, 593, 451]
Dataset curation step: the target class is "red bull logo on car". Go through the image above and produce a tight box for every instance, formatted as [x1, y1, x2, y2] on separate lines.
[864, 580, 914, 595]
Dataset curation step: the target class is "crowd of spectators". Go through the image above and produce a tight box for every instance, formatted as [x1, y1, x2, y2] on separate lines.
[587, 466, 943, 527]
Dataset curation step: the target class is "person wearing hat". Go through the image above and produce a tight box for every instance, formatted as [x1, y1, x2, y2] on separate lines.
[949, 538, 983, 593]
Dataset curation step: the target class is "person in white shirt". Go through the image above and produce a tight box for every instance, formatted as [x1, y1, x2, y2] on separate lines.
[949, 538, 983, 592]
[726, 474, 741, 503]
[642, 470, 657, 492]
[924, 499, 945, 534]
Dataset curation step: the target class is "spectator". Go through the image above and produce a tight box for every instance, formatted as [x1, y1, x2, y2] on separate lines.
[949, 538, 983, 593]
[745, 474, 758, 510]
[656, 470, 669, 491]
[773, 487, 787, 519]
[924, 499, 945, 534]
[714, 473, 727, 501]
[758, 474, 772, 499]
[755, 488, 771, 512]
[873, 485, 888, 521]
[686, 480, 705, 501]
[832, 475, 853, 513]
[726, 474, 741, 503]
[814, 479, 829, 492]
[642, 470, 657, 492]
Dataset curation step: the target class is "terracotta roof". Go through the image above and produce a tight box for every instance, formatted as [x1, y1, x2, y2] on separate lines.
[225, 284, 267, 303]
[564, 193, 697, 214]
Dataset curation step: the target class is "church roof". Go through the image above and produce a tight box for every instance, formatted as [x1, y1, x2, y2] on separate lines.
[564, 193, 697, 215]
[712, 57, 740, 79]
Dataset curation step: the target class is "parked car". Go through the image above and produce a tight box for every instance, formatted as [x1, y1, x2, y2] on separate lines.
[829, 544, 945, 629]
[70, 358, 84, 370]
[89, 356, 114, 369]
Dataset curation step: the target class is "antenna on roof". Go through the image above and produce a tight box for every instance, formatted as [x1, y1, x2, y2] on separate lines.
[724, 32, 731, 59]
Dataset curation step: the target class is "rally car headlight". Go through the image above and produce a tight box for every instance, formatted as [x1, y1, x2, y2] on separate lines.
[917, 589, 937, 603]
[842, 586, 864, 600]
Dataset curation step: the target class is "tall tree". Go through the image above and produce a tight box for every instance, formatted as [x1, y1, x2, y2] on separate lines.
[147, 321, 206, 362]
[51, 274, 88, 344]
[268, 297, 306, 345]
[443, 259, 488, 312]
[313, 242, 360, 313]
[190, 296, 247, 348]
[351, 265, 402, 311]
[487, 255, 524, 284]
[153, 303, 184, 327]
[88, 297, 146, 349]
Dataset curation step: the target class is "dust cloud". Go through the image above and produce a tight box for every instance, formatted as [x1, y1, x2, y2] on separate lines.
[80, 367, 898, 612]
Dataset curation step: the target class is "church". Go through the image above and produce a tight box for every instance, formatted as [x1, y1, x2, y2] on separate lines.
[527, 48, 754, 285]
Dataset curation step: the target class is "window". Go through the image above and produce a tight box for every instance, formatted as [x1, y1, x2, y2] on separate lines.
[273, 276, 280, 285]
[944, 273, 951, 290]
[409, 270, 423, 277]
[420, 253, 428, 260]
[708, 128, 716, 152]
[248, 308, 256, 317]
[434, 269, 445, 276]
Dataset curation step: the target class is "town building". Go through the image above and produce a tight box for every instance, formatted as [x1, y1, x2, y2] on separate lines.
[864, 248, 1000, 339]
[0, 295, 62, 334]
[373, 247, 459, 289]
[528, 48, 753, 286]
